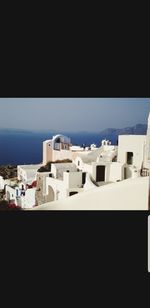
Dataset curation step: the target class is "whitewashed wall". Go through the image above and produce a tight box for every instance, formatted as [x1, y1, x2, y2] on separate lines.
[117, 135, 146, 169]
[109, 162, 124, 182]
[63, 171, 82, 189]
[52, 149, 73, 161]
[0, 176, 5, 190]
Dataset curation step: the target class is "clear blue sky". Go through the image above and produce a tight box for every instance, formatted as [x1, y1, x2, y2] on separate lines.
[0, 98, 149, 132]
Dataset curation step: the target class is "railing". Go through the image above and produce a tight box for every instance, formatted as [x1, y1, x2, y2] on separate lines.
[141, 168, 150, 177]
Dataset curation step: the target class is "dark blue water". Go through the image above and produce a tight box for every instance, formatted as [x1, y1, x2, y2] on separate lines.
[0, 132, 117, 165]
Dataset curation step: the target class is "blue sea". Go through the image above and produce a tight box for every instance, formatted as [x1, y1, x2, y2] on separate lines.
[0, 131, 117, 165]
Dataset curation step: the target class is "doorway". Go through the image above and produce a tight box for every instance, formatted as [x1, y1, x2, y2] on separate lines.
[96, 165, 105, 182]
[124, 167, 127, 179]
[127, 152, 133, 164]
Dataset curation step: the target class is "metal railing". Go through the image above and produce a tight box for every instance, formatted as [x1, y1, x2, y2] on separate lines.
[141, 168, 150, 177]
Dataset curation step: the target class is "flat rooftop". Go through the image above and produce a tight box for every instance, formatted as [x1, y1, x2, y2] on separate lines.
[18, 164, 42, 169]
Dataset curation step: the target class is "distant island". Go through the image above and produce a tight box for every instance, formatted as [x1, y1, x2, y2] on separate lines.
[0, 123, 147, 138]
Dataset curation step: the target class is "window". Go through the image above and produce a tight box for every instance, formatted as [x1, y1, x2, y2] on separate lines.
[78, 161, 80, 166]
[54, 142, 60, 150]
[69, 191, 78, 196]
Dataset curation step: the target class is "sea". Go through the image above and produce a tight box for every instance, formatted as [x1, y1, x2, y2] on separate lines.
[0, 131, 117, 165]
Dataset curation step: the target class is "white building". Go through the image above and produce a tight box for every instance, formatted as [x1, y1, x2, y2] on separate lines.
[43, 134, 72, 165]
[32, 113, 150, 210]
[35, 139, 121, 205]
[3, 165, 41, 208]
[0, 176, 5, 190]
[4, 113, 150, 210]
[17, 164, 42, 184]
[5, 182, 36, 209]
[117, 135, 146, 168]
[42, 133, 99, 165]
[36, 162, 86, 205]
[74, 140, 121, 186]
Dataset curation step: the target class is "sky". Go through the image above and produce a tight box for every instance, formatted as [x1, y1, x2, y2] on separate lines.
[0, 98, 150, 132]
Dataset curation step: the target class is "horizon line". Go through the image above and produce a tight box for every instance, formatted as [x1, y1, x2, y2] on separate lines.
[0, 122, 147, 134]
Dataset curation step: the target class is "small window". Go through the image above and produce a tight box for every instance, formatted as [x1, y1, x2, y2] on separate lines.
[124, 167, 127, 179]
[69, 191, 78, 196]
[78, 161, 80, 166]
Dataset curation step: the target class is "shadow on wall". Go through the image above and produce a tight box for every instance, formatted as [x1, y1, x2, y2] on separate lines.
[46, 186, 55, 202]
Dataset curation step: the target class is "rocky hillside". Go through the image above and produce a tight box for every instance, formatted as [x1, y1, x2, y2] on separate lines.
[99, 124, 147, 136]
[96, 124, 147, 144]
[0, 165, 17, 179]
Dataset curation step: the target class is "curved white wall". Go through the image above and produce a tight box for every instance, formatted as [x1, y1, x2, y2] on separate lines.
[32, 176, 149, 211]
